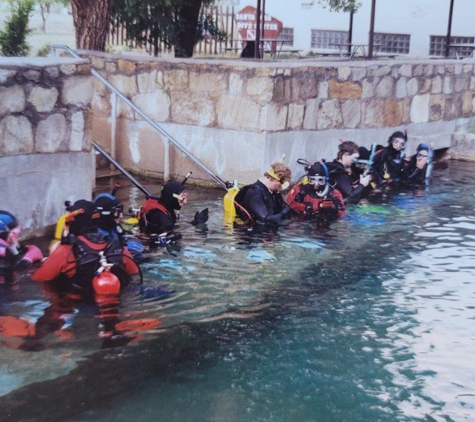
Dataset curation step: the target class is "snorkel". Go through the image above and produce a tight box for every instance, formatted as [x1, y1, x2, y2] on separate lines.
[315, 161, 330, 198]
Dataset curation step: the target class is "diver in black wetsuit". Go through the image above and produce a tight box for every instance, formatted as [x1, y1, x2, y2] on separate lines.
[327, 141, 372, 205]
[402, 143, 430, 186]
[235, 162, 292, 225]
[373, 131, 407, 185]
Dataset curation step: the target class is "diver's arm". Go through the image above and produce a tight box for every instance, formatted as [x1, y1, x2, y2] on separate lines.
[32, 245, 72, 282]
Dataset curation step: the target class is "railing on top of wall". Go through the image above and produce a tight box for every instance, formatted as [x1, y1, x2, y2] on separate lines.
[51, 44, 228, 190]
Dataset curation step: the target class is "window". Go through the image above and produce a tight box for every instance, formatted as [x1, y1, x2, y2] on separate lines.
[278, 28, 294, 46]
[430, 35, 475, 57]
[374, 33, 410, 55]
[311, 30, 348, 49]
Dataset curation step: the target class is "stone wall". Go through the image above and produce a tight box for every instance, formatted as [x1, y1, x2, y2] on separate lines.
[88, 54, 475, 186]
[0, 57, 95, 236]
[449, 133, 475, 161]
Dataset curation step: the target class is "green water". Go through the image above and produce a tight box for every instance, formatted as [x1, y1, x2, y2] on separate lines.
[1, 161, 474, 421]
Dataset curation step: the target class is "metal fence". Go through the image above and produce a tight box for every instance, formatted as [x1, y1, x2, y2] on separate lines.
[107, 4, 238, 56]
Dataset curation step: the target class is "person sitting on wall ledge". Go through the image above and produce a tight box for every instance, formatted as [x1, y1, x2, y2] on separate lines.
[234, 162, 293, 226]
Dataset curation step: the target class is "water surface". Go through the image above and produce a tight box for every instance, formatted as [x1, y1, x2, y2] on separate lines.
[1, 161, 474, 421]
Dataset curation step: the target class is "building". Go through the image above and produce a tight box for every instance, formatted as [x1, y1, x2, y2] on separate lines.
[233, 0, 475, 58]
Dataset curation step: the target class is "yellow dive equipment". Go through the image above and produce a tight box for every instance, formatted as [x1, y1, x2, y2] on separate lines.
[223, 180, 239, 220]
[54, 212, 68, 240]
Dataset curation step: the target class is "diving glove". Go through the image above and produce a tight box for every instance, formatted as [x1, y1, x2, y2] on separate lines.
[190, 208, 209, 226]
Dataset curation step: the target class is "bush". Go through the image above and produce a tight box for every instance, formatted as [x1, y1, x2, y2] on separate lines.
[36, 42, 52, 57]
[0, 0, 35, 57]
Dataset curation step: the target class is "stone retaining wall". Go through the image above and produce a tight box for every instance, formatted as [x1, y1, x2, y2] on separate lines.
[2, 53, 475, 234]
[0, 58, 94, 236]
[449, 133, 475, 161]
[88, 53, 475, 185]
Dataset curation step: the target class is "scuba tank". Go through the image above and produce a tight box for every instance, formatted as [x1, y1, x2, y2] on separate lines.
[92, 251, 121, 296]
[223, 180, 239, 219]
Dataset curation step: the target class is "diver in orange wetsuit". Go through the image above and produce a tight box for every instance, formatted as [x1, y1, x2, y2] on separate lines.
[33, 200, 139, 293]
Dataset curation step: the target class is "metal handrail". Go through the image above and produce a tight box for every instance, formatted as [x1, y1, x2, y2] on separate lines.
[51, 44, 228, 190]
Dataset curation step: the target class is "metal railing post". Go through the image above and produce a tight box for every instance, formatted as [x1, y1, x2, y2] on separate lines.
[164, 138, 170, 182]
[111, 91, 117, 167]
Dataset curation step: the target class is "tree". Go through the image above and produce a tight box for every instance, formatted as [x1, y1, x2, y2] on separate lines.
[0, 0, 34, 56]
[318, 0, 362, 55]
[70, 0, 113, 51]
[112, 0, 220, 58]
[37, 0, 69, 33]
[317, 0, 361, 13]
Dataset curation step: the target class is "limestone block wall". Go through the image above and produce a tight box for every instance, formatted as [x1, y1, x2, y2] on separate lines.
[87, 54, 475, 186]
[449, 133, 475, 161]
[0, 58, 95, 236]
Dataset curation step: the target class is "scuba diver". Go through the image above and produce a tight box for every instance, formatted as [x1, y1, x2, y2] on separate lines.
[372, 130, 407, 185]
[138, 179, 209, 248]
[234, 162, 292, 225]
[0, 210, 44, 280]
[401, 143, 430, 186]
[93, 190, 144, 259]
[327, 141, 372, 205]
[33, 200, 140, 296]
[286, 161, 346, 221]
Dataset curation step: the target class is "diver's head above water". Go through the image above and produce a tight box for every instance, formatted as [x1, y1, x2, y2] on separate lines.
[262, 162, 292, 192]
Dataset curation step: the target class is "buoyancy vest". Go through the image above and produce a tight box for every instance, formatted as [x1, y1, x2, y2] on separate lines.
[286, 183, 346, 219]
[139, 198, 174, 234]
[69, 233, 129, 291]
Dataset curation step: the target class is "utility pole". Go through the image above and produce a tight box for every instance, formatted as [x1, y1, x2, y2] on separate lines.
[367, 0, 377, 60]
[255, 0, 262, 58]
[445, 0, 455, 57]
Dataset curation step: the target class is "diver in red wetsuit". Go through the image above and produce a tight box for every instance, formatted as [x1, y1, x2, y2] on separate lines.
[33, 200, 139, 295]
[286, 161, 346, 221]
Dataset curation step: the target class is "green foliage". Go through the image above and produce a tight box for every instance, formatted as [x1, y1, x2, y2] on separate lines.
[0, 0, 34, 56]
[36, 42, 51, 56]
[112, 0, 216, 57]
[318, 0, 361, 13]
[197, 13, 227, 43]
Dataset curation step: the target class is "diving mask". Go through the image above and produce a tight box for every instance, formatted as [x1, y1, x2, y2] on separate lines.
[308, 176, 326, 186]
[392, 138, 406, 148]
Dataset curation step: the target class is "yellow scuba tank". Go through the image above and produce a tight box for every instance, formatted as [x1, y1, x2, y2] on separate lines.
[223, 180, 239, 220]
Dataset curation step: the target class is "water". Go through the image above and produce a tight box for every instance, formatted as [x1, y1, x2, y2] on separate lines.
[1, 161, 475, 421]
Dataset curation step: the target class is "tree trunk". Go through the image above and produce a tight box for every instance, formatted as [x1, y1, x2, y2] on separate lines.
[175, 0, 203, 58]
[71, 0, 113, 51]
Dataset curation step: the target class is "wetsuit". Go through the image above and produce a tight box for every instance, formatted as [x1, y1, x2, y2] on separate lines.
[373, 145, 405, 184]
[234, 180, 291, 225]
[401, 157, 427, 185]
[33, 232, 139, 289]
[286, 183, 346, 220]
[139, 197, 177, 235]
[327, 160, 366, 204]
